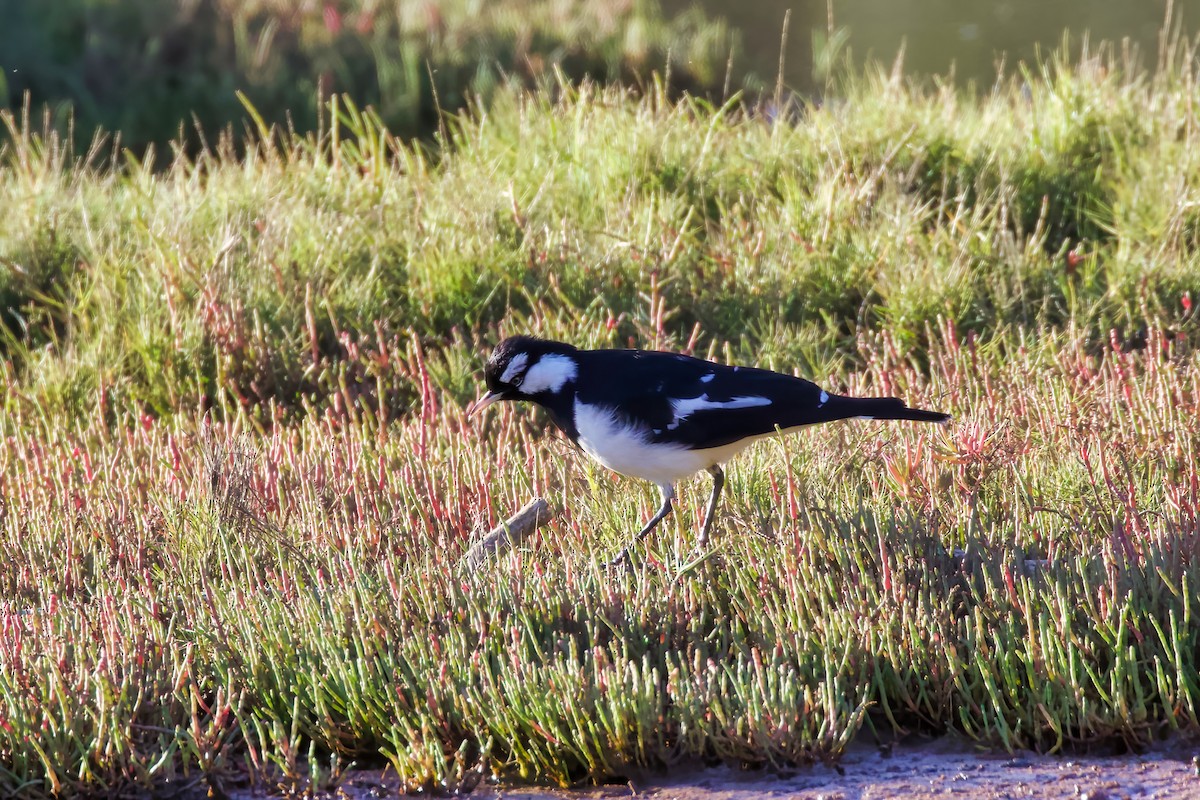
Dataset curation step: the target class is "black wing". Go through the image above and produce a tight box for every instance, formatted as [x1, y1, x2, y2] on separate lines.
[573, 349, 838, 450]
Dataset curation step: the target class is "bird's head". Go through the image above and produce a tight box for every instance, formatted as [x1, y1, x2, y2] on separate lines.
[467, 336, 580, 417]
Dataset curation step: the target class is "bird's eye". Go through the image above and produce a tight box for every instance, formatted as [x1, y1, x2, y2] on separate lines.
[511, 375, 523, 388]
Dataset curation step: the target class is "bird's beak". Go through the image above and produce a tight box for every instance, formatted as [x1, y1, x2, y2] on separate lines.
[466, 390, 503, 418]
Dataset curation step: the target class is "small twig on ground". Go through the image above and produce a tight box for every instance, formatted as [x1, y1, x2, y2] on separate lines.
[461, 498, 554, 572]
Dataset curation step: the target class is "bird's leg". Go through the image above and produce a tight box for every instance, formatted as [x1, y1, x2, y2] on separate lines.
[696, 465, 725, 549]
[605, 484, 675, 569]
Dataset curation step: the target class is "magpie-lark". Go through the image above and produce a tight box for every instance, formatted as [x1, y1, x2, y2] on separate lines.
[468, 336, 951, 566]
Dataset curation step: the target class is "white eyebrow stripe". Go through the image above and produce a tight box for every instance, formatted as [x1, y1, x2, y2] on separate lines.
[519, 354, 578, 393]
[499, 352, 529, 384]
[671, 393, 771, 422]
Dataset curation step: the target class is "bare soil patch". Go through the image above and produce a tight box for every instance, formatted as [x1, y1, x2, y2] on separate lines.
[255, 736, 1200, 800]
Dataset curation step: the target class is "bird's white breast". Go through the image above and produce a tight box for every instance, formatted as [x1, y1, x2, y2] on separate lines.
[573, 399, 757, 485]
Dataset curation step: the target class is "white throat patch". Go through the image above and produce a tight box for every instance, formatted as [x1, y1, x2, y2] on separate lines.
[520, 354, 579, 394]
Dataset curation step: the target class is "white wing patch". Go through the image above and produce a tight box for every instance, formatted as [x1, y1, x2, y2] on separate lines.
[701, 373, 715, 383]
[818, 390, 829, 407]
[499, 353, 529, 384]
[671, 393, 771, 422]
[520, 354, 578, 394]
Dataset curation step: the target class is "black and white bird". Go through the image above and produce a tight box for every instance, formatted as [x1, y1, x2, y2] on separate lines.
[467, 336, 951, 566]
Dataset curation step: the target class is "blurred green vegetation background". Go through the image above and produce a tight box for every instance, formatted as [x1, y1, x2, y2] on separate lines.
[0, 0, 736, 154]
[1, 0, 1184, 157]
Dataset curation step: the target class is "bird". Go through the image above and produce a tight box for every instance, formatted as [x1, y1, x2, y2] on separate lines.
[467, 336, 951, 567]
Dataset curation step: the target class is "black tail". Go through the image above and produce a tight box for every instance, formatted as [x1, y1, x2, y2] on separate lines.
[828, 395, 951, 424]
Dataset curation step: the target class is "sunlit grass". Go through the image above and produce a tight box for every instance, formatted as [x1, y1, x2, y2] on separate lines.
[2, 323, 1198, 795]
[2, 36, 1200, 799]
[3, 44, 1198, 425]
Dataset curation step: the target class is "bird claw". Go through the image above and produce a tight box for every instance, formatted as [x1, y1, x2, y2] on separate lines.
[602, 548, 633, 573]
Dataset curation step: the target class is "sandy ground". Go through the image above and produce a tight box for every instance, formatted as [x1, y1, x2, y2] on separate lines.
[254, 736, 1200, 800]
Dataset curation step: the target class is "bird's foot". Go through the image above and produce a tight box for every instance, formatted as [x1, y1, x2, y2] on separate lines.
[602, 547, 634, 573]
